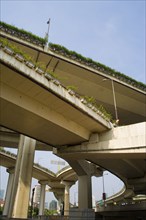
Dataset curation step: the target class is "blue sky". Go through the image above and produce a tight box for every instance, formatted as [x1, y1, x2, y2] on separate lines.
[0, 0, 144, 206]
[1, 0, 145, 83]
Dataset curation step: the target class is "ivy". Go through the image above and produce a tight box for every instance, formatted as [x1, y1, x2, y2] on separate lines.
[98, 104, 113, 121]
[0, 21, 47, 46]
[49, 43, 146, 91]
[0, 37, 35, 63]
[1, 21, 145, 91]
[83, 96, 96, 104]
[66, 85, 78, 91]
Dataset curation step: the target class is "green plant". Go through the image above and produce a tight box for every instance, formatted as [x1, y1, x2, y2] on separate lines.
[35, 61, 46, 69]
[98, 104, 113, 121]
[44, 209, 58, 216]
[1, 21, 145, 90]
[0, 38, 34, 63]
[48, 43, 146, 91]
[80, 96, 113, 121]
[0, 206, 3, 215]
[0, 21, 47, 46]
[46, 69, 59, 79]
[1, 38, 114, 122]
[83, 96, 97, 105]
[67, 85, 78, 91]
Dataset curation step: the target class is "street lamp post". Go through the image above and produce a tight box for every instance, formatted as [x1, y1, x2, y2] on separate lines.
[103, 78, 119, 125]
[45, 18, 51, 47]
[111, 79, 119, 125]
[102, 173, 108, 207]
[30, 187, 35, 218]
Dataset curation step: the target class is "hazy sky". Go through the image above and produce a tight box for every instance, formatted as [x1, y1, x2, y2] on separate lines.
[0, 0, 145, 206]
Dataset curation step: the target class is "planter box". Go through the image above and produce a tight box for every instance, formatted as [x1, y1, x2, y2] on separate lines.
[44, 73, 53, 80]
[53, 79, 60, 86]
[25, 61, 35, 69]
[68, 89, 75, 96]
[92, 106, 97, 112]
[80, 98, 87, 104]
[35, 67, 44, 75]
[4, 46, 14, 55]
[15, 54, 24, 62]
[87, 103, 93, 108]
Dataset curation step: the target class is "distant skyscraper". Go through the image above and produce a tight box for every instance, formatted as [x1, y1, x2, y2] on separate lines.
[0, 189, 5, 200]
[33, 185, 41, 205]
[49, 200, 57, 210]
[45, 202, 48, 209]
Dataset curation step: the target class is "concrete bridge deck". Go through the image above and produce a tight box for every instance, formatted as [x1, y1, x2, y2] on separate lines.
[0, 23, 146, 219]
[56, 122, 146, 197]
[1, 29, 145, 126]
[0, 49, 112, 148]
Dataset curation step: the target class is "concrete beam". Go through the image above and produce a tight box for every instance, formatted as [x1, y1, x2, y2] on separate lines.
[56, 122, 146, 159]
[0, 127, 53, 150]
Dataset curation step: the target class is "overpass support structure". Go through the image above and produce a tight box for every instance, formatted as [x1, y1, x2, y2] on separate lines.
[61, 180, 74, 216]
[62, 159, 102, 219]
[50, 188, 65, 213]
[3, 168, 14, 216]
[78, 174, 92, 209]
[38, 181, 48, 216]
[7, 135, 36, 219]
[55, 122, 146, 204]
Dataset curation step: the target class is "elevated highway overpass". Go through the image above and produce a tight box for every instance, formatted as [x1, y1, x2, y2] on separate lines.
[0, 23, 145, 126]
[56, 122, 146, 196]
[1, 125, 145, 200]
[0, 149, 77, 189]
[0, 148, 103, 216]
[1, 147, 145, 208]
[1, 47, 145, 199]
[0, 148, 76, 216]
[0, 22, 146, 219]
[0, 126, 53, 150]
[1, 149, 146, 220]
[0, 48, 112, 147]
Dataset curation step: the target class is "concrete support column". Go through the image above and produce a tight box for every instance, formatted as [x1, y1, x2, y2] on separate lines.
[78, 174, 92, 209]
[8, 135, 36, 218]
[61, 181, 74, 216]
[64, 183, 70, 216]
[3, 168, 14, 216]
[65, 159, 99, 210]
[51, 188, 64, 214]
[39, 181, 48, 216]
[58, 198, 62, 213]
